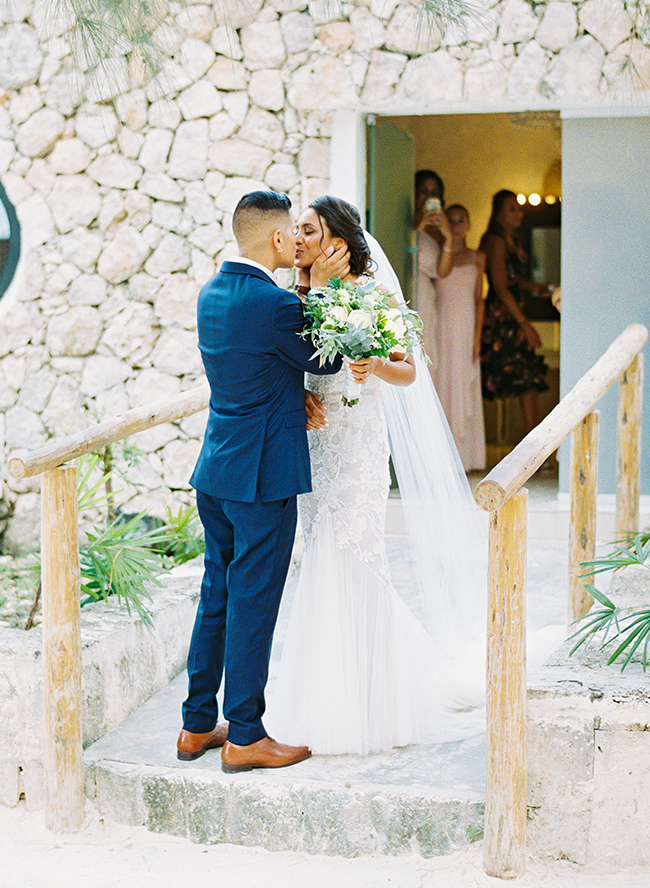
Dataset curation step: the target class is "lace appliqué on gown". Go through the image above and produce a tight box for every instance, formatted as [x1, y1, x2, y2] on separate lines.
[300, 369, 391, 586]
[267, 368, 484, 756]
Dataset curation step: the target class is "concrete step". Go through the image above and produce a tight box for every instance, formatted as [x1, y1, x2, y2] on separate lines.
[85, 672, 486, 856]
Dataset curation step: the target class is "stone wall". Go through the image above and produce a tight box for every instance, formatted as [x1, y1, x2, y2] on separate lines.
[0, 0, 647, 550]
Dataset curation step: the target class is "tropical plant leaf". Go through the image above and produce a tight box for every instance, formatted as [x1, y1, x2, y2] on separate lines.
[603, 609, 650, 672]
[568, 583, 621, 656]
[79, 511, 170, 627]
[160, 503, 205, 565]
[580, 534, 650, 577]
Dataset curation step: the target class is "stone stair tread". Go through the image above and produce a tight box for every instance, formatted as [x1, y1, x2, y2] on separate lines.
[85, 672, 487, 801]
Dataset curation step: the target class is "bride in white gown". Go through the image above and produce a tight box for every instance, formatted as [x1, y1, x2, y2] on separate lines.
[266, 196, 489, 755]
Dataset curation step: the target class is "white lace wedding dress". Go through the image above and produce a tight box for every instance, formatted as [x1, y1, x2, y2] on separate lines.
[266, 365, 484, 755]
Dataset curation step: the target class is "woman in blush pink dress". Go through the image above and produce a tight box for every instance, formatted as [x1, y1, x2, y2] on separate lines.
[413, 170, 453, 375]
[434, 205, 486, 472]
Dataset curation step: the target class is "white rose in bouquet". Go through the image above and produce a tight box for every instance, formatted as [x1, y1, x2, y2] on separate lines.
[324, 305, 349, 328]
[384, 307, 407, 340]
[347, 309, 373, 329]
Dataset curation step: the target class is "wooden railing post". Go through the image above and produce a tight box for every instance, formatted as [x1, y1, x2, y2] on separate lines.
[569, 412, 599, 622]
[484, 488, 528, 880]
[41, 466, 84, 833]
[616, 354, 643, 535]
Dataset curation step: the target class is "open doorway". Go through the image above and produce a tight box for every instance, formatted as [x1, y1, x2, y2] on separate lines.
[367, 111, 562, 469]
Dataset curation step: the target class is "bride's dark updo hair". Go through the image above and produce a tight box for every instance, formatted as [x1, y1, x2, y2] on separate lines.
[309, 196, 373, 277]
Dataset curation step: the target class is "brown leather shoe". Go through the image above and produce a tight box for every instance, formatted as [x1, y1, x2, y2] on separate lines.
[221, 736, 311, 773]
[177, 723, 228, 761]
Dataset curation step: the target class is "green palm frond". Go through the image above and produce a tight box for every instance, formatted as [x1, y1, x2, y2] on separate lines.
[579, 533, 650, 576]
[568, 583, 621, 656]
[160, 503, 205, 565]
[80, 511, 171, 627]
[603, 609, 650, 672]
[570, 529, 650, 671]
[76, 453, 118, 514]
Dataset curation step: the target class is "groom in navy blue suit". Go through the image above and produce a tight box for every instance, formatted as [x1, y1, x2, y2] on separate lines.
[177, 191, 345, 771]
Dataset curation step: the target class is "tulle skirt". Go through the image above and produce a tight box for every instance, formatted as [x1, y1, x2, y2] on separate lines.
[266, 513, 485, 756]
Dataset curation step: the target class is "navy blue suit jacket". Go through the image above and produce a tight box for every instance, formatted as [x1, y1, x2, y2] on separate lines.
[190, 260, 341, 503]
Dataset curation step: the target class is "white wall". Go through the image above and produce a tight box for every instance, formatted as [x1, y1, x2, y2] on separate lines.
[560, 115, 650, 496]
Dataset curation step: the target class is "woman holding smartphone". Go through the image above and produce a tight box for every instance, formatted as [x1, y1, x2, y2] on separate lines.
[413, 170, 453, 376]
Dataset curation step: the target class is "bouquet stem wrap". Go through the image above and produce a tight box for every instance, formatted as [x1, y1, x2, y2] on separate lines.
[342, 360, 359, 407]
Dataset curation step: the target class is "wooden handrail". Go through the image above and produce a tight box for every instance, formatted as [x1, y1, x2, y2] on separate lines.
[479, 321, 647, 879]
[474, 323, 648, 512]
[8, 383, 209, 480]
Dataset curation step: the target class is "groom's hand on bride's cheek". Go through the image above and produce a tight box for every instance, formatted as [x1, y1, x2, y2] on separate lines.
[305, 389, 328, 431]
[309, 244, 350, 288]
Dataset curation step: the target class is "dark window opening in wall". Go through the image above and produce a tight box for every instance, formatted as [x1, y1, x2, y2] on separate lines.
[0, 180, 20, 299]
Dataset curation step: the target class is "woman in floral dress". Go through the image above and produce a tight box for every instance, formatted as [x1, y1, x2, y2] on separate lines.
[479, 190, 548, 436]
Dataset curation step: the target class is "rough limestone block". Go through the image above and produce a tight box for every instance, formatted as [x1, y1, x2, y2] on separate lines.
[168, 120, 209, 181]
[21, 760, 45, 811]
[590, 730, 650, 868]
[48, 174, 102, 235]
[207, 57, 249, 92]
[579, 0, 631, 54]
[241, 20, 286, 70]
[239, 107, 285, 152]
[98, 225, 150, 284]
[288, 57, 358, 111]
[16, 108, 65, 158]
[536, 1, 577, 53]
[210, 139, 273, 179]
[87, 155, 143, 190]
[401, 51, 463, 104]
[0, 765, 20, 807]
[87, 761, 147, 827]
[224, 780, 307, 852]
[526, 704, 594, 864]
[465, 61, 508, 103]
[187, 778, 228, 845]
[178, 80, 223, 120]
[46, 306, 103, 357]
[507, 41, 549, 100]
[0, 24, 42, 90]
[371, 795, 484, 858]
[385, 4, 440, 55]
[498, 0, 539, 44]
[361, 51, 407, 104]
[143, 771, 190, 837]
[542, 35, 605, 98]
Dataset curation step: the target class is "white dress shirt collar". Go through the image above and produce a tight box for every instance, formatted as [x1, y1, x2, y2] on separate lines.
[230, 256, 276, 282]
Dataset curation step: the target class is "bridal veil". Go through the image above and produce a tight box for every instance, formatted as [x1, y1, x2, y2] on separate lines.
[366, 232, 489, 708]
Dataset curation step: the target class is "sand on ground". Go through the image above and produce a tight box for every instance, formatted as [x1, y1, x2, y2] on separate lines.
[1, 801, 649, 888]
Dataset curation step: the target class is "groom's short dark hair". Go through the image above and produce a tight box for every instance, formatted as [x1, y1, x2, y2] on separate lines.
[233, 191, 292, 245]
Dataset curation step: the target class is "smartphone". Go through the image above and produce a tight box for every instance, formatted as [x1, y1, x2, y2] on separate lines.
[425, 197, 441, 213]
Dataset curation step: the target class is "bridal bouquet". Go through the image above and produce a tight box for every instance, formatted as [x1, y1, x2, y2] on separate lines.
[301, 278, 423, 406]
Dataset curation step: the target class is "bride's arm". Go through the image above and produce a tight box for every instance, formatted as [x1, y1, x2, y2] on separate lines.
[349, 353, 416, 387]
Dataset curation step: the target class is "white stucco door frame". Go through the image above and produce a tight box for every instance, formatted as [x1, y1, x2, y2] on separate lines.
[329, 111, 368, 219]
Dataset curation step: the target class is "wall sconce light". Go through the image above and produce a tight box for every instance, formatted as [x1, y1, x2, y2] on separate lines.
[517, 193, 560, 206]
